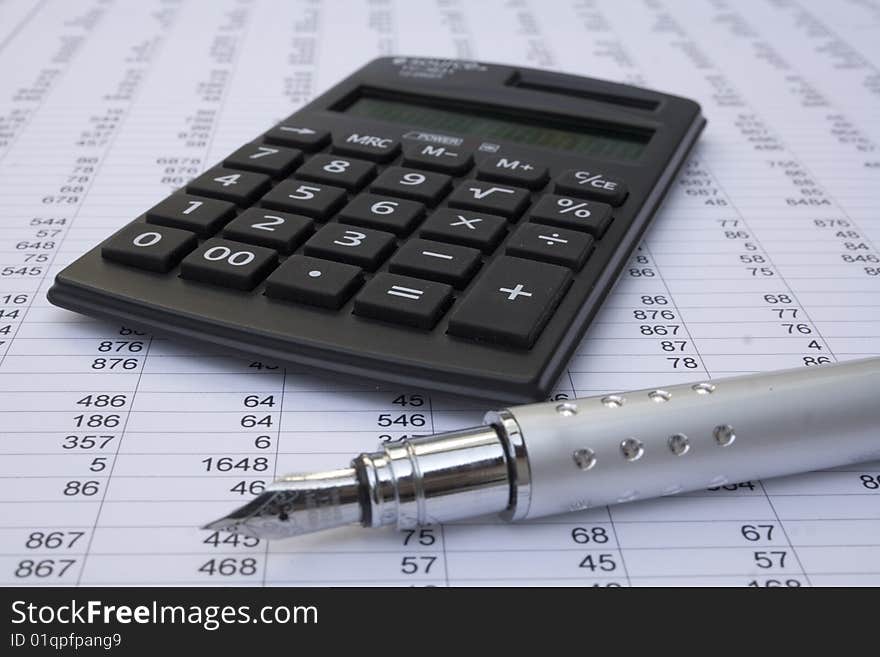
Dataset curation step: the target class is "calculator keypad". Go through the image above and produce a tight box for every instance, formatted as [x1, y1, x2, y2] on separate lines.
[102, 124, 633, 352]
[180, 238, 278, 291]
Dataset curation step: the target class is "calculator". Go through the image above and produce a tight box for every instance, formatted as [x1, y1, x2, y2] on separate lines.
[49, 57, 704, 402]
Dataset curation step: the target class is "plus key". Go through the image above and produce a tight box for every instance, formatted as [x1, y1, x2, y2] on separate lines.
[448, 256, 572, 348]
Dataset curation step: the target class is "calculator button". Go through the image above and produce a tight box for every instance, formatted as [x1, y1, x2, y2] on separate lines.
[186, 167, 271, 206]
[371, 167, 452, 204]
[555, 169, 628, 206]
[303, 223, 395, 271]
[259, 179, 347, 220]
[264, 124, 329, 151]
[146, 194, 235, 236]
[354, 273, 453, 330]
[505, 223, 594, 271]
[529, 194, 613, 237]
[222, 209, 313, 254]
[338, 193, 424, 236]
[419, 209, 507, 253]
[223, 142, 303, 177]
[102, 223, 197, 273]
[332, 131, 400, 162]
[180, 238, 278, 291]
[402, 143, 473, 175]
[447, 180, 529, 219]
[295, 154, 376, 191]
[476, 155, 548, 189]
[265, 255, 362, 309]
[448, 256, 572, 348]
[389, 239, 481, 289]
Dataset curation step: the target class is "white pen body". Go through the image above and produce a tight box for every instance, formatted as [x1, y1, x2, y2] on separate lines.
[496, 357, 880, 521]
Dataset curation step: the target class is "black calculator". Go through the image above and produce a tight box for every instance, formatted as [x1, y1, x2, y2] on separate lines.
[49, 57, 704, 402]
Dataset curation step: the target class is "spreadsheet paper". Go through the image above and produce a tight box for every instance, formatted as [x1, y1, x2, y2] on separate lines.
[0, 0, 878, 586]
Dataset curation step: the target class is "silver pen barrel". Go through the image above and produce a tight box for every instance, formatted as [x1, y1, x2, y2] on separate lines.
[205, 357, 880, 538]
[498, 356, 880, 520]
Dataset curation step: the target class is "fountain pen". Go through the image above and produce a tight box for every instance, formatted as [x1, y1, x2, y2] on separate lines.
[205, 357, 880, 539]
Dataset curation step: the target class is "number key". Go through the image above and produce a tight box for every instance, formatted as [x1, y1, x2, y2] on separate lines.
[224, 142, 303, 177]
[259, 179, 347, 220]
[338, 193, 424, 235]
[222, 208, 313, 254]
[295, 154, 376, 191]
[102, 223, 197, 272]
[146, 193, 235, 236]
[187, 167, 271, 205]
[303, 223, 395, 270]
[180, 238, 278, 290]
[371, 166, 451, 204]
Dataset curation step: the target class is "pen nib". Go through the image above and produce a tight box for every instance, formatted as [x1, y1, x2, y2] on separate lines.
[202, 467, 363, 539]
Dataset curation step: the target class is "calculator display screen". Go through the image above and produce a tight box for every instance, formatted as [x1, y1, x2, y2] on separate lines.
[343, 95, 649, 160]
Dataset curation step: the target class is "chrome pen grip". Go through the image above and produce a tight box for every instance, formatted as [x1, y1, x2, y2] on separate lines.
[495, 357, 880, 521]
